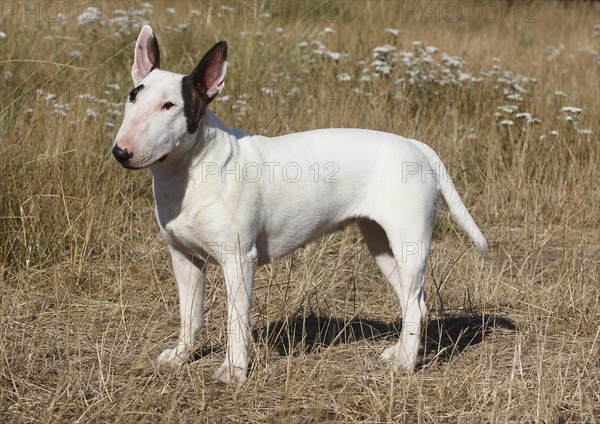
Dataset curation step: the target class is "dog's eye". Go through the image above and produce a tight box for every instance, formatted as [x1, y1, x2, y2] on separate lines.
[162, 102, 175, 110]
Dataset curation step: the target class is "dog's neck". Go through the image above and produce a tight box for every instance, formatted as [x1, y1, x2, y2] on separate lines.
[150, 109, 239, 180]
[149, 108, 244, 217]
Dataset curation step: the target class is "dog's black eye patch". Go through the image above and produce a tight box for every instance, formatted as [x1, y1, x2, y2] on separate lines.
[128, 84, 145, 103]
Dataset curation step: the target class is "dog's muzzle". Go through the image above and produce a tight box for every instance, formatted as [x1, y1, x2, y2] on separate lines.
[112, 145, 133, 164]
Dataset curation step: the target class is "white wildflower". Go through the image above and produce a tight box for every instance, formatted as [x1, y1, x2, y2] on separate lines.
[512, 83, 528, 94]
[458, 72, 477, 82]
[325, 51, 341, 61]
[337, 72, 352, 82]
[506, 94, 524, 101]
[77, 5, 101, 24]
[311, 40, 326, 55]
[498, 105, 518, 114]
[441, 54, 462, 68]
[372, 61, 392, 75]
[373, 45, 396, 56]
[515, 112, 532, 122]
[372, 57, 393, 75]
[560, 106, 583, 114]
[286, 85, 300, 97]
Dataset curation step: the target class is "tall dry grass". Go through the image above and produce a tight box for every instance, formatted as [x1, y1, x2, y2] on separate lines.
[1, 1, 599, 422]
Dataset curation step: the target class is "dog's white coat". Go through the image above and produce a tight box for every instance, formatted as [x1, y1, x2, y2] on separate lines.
[114, 26, 487, 385]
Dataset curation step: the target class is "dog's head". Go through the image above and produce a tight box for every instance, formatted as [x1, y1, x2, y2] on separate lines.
[113, 25, 227, 169]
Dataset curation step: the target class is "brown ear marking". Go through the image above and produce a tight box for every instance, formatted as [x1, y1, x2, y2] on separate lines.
[147, 32, 161, 71]
[189, 41, 227, 99]
[181, 76, 208, 134]
[181, 41, 228, 134]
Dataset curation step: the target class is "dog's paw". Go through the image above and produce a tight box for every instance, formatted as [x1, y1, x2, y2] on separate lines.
[381, 346, 417, 375]
[392, 362, 415, 376]
[380, 346, 398, 363]
[213, 363, 247, 386]
[157, 348, 188, 366]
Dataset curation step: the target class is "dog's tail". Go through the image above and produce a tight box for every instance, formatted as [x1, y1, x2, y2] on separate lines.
[413, 141, 488, 255]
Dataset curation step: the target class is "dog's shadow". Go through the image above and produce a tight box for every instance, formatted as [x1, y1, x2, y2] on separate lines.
[252, 313, 516, 367]
[189, 313, 515, 368]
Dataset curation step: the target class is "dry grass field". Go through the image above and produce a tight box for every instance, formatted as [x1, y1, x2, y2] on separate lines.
[1, 1, 599, 422]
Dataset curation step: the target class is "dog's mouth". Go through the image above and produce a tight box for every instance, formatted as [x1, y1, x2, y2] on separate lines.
[120, 154, 168, 170]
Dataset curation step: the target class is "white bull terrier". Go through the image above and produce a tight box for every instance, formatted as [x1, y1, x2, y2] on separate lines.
[113, 25, 487, 385]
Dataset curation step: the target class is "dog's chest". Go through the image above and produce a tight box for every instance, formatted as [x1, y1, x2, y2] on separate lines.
[157, 210, 219, 263]
[160, 215, 193, 248]
[153, 187, 225, 263]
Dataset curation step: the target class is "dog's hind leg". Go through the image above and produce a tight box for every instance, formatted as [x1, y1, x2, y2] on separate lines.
[358, 218, 429, 375]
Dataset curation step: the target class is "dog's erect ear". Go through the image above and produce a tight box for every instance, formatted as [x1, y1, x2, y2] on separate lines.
[189, 41, 227, 100]
[132, 25, 161, 85]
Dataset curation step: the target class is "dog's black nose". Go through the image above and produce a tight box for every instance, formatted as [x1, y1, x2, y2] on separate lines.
[112, 145, 132, 163]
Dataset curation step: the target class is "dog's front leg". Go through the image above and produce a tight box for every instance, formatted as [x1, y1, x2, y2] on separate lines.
[157, 247, 206, 366]
[213, 246, 256, 385]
